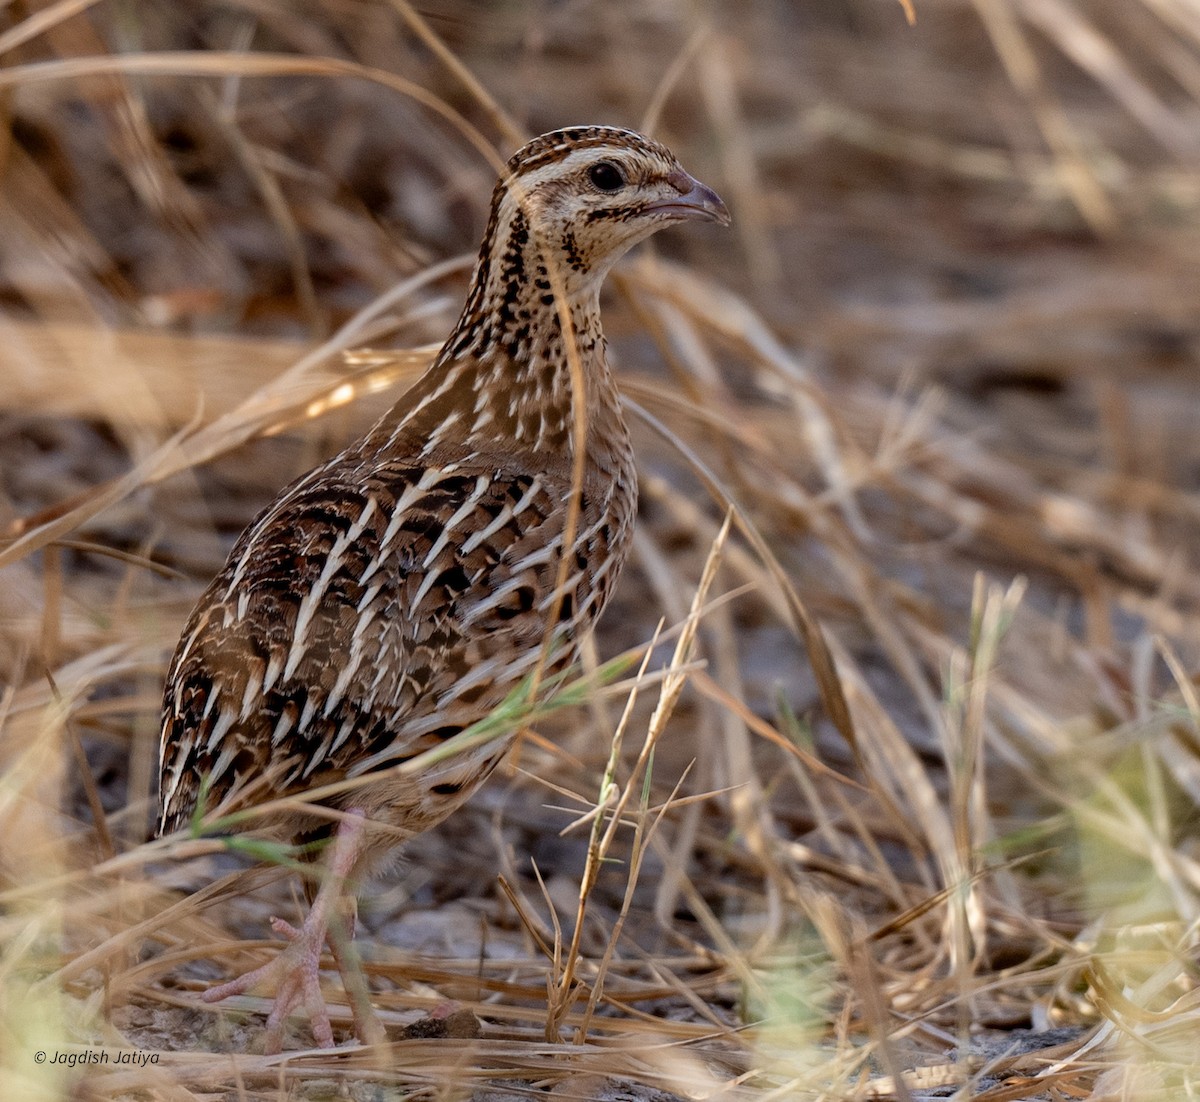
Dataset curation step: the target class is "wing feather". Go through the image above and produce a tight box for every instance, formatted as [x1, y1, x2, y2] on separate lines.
[157, 459, 573, 833]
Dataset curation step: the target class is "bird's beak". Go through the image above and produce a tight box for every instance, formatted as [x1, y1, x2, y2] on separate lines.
[648, 171, 731, 226]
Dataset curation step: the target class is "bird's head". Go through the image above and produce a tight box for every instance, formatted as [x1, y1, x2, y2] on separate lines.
[489, 125, 730, 296]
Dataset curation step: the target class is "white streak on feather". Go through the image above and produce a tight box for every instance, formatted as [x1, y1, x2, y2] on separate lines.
[362, 484, 425, 585]
[172, 614, 210, 671]
[369, 660, 391, 695]
[218, 465, 335, 603]
[203, 707, 236, 754]
[323, 650, 362, 718]
[331, 715, 357, 753]
[270, 708, 293, 746]
[419, 474, 491, 571]
[407, 567, 442, 620]
[460, 574, 532, 626]
[442, 654, 505, 699]
[422, 411, 460, 455]
[302, 737, 328, 777]
[506, 532, 563, 574]
[537, 572, 584, 612]
[379, 483, 425, 545]
[238, 671, 261, 719]
[393, 363, 467, 440]
[299, 694, 318, 733]
[460, 501, 515, 555]
[356, 582, 383, 615]
[285, 497, 378, 680]
[510, 476, 543, 518]
[160, 766, 183, 825]
[262, 651, 284, 695]
[211, 744, 241, 787]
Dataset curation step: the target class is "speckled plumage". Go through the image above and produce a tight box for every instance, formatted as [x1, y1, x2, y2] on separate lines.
[158, 125, 728, 1049]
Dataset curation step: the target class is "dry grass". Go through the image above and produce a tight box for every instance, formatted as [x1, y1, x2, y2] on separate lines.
[2, 1, 1200, 1099]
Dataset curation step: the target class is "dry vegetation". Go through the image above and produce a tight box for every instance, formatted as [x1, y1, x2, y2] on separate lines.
[3, 0, 1200, 1098]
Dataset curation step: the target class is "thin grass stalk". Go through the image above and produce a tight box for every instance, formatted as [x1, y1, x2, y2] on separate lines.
[545, 629, 659, 1039]
[548, 514, 731, 1040]
[572, 513, 732, 1040]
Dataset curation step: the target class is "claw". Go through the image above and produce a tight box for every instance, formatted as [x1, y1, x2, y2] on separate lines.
[202, 810, 384, 1052]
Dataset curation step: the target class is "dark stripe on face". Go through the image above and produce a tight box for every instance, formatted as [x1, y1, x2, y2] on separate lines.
[584, 207, 642, 223]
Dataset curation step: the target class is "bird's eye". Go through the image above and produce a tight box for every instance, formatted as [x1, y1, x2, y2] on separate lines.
[588, 161, 625, 192]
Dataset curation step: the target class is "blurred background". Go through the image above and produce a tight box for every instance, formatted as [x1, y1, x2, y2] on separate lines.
[2, 1, 1199, 1098]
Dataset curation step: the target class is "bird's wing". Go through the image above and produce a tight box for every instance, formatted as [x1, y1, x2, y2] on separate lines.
[157, 456, 579, 834]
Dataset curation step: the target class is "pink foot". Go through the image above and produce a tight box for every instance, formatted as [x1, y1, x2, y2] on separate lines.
[204, 911, 337, 1050]
[203, 810, 384, 1052]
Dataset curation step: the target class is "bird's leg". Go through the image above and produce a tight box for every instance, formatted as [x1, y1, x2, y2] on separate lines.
[203, 809, 380, 1052]
[325, 893, 387, 1047]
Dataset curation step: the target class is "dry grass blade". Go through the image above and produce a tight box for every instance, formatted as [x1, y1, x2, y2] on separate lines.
[5, 0, 1200, 1097]
[0, 52, 502, 171]
[0, 0, 104, 58]
[549, 513, 733, 1042]
[384, 0, 526, 149]
[971, 0, 1117, 231]
[624, 396, 859, 758]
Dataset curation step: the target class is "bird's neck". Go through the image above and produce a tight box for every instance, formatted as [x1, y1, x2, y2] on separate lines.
[374, 205, 629, 467]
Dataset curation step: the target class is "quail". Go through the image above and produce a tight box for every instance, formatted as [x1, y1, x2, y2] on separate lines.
[159, 125, 729, 1050]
